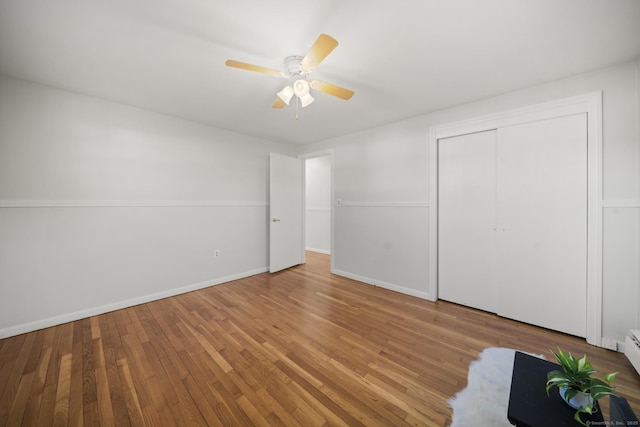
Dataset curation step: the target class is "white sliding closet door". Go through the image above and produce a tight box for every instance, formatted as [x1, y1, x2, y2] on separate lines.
[438, 130, 497, 313]
[496, 114, 587, 337]
[437, 114, 588, 337]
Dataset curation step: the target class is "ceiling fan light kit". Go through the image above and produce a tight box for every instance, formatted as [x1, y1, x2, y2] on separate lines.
[225, 34, 354, 118]
[277, 86, 294, 105]
[298, 92, 315, 108]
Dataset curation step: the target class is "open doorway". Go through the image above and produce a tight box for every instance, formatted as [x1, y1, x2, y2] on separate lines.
[303, 153, 333, 272]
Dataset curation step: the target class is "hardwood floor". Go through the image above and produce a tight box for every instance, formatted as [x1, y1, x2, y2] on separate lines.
[1, 251, 639, 426]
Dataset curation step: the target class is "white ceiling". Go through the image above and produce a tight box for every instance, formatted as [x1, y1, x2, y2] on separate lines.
[1, 0, 639, 145]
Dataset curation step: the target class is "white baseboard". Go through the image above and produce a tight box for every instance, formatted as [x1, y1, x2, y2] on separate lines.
[331, 269, 376, 285]
[332, 269, 434, 301]
[601, 337, 626, 352]
[305, 247, 331, 255]
[617, 339, 625, 353]
[0, 267, 268, 339]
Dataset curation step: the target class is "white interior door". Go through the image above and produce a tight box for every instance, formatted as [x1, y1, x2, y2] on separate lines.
[270, 153, 303, 273]
[496, 114, 587, 337]
[438, 130, 498, 312]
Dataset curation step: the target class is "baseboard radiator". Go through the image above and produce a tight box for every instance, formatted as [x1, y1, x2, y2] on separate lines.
[625, 329, 640, 375]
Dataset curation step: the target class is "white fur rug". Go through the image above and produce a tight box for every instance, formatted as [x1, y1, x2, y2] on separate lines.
[448, 347, 544, 427]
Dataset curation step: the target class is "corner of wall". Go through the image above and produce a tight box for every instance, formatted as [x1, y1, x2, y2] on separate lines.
[637, 56, 640, 331]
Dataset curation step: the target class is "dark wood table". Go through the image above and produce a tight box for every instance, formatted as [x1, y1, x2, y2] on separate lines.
[507, 351, 605, 426]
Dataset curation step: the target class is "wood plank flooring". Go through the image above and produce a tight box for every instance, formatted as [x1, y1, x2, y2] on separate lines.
[1, 251, 639, 426]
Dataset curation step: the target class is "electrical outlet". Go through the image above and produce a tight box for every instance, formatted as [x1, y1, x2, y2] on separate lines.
[214, 249, 221, 259]
[336, 198, 342, 207]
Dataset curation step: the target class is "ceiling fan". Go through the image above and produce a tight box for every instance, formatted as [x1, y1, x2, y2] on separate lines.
[225, 34, 354, 114]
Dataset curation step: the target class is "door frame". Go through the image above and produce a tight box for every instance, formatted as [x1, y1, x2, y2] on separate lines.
[298, 149, 335, 273]
[428, 91, 603, 346]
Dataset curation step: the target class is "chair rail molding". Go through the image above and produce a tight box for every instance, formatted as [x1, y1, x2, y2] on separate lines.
[0, 200, 269, 208]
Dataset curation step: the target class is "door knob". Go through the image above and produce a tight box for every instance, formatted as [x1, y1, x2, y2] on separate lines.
[272, 218, 281, 222]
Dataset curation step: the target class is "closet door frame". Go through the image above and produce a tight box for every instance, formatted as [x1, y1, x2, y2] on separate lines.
[427, 91, 603, 347]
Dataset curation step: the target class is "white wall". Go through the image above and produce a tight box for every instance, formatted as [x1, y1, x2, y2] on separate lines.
[305, 156, 331, 254]
[299, 59, 640, 344]
[0, 75, 295, 338]
[2, 59, 638, 345]
[305, 121, 431, 299]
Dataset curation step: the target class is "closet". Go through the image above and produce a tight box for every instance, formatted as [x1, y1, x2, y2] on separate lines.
[438, 113, 587, 337]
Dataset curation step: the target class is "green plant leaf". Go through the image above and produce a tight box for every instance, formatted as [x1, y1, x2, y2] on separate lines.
[547, 369, 567, 380]
[574, 404, 595, 427]
[546, 378, 569, 395]
[574, 409, 587, 426]
[604, 372, 618, 384]
[577, 355, 587, 371]
[546, 369, 571, 395]
[563, 387, 578, 402]
[590, 384, 616, 400]
[546, 375, 569, 385]
[554, 348, 571, 367]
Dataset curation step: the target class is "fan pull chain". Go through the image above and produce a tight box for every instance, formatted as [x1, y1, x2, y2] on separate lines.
[295, 96, 300, 120]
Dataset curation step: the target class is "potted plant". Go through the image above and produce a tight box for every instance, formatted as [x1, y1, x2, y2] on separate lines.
[546, 347, 618, 426]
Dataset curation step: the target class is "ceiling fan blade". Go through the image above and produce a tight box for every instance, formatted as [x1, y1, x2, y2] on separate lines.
[225, 60, 283, 77]
[272, 98, 286, 109]
[300, 34, 338, 72]
[311, 80, 354, 100]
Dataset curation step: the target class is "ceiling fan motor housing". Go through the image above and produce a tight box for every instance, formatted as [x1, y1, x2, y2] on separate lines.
[283, 55, 306, 78]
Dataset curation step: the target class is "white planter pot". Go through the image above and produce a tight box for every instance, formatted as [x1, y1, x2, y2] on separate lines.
[559, 385, 594, 410]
